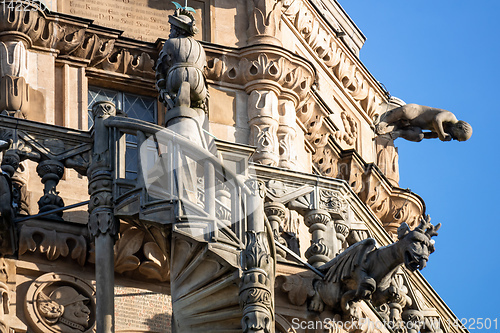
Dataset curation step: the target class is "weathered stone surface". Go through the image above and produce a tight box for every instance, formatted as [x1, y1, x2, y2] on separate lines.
[59, 0, 208, 42]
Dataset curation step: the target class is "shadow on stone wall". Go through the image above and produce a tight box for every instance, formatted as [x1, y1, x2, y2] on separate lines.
[143, 313, 172, 333]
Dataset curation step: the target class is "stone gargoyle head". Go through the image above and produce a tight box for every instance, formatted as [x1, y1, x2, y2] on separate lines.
[397, 215, 441, 272]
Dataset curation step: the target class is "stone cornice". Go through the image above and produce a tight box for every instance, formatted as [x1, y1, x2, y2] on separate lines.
[282, 0, 389, 125]
[204, 43, 316, 107]
[0, 1, 157, 82]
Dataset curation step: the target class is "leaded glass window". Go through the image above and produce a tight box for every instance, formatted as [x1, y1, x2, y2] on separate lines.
[87, 87, 157, 179]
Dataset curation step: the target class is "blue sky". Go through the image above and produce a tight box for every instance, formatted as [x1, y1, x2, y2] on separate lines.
[338, 0, 500, 325]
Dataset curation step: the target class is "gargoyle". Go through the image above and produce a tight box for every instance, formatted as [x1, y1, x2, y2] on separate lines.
[376, 104, 472, 142]
[310, 216, 440, 316]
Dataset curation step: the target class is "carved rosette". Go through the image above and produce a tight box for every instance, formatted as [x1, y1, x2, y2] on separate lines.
[304, 209, 331, 267]
[240, 231, 274, 333]
[24, 273, 96, 333]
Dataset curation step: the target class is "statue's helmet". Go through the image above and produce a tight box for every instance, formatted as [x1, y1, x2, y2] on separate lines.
[49, 286, 88, 306]
[168, 10, 198, 36]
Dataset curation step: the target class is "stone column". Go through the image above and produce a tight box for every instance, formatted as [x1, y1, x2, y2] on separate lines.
[0, 37, 30, 118]
[277, 99, 297, 169]
[88, 101, 117, 333]
[240, 179, 274, 333]
[248, 90, 280, 166]
[304, 209, 331, 267]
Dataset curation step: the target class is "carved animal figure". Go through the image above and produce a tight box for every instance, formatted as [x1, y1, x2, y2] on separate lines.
[376, 104, 472, 142]
[310, 216, 440, 315]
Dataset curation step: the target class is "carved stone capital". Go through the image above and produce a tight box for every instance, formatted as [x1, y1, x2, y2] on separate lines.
[245, 178, 266, 199]
[304, 209, 330, 228]
[91, 100, 116, 119]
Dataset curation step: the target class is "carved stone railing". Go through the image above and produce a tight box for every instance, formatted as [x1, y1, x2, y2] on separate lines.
[0, 115, 92, 253]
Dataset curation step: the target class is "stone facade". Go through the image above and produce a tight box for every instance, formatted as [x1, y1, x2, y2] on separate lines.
[0, 1, 469, 333]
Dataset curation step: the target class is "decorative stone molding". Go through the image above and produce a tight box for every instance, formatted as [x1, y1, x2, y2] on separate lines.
[281, 0, 385, 123]
[318, 189, 348, 220]
[0, 258, 26, 332]
[240, 230, 275, 333]
[206, 47, 315, 108]
[334, 111, 358, 147]
[19, 225, 87, 266]
[24, 273, 96, 333]
[297, 100, 339, 177]
[376, 135, 399, 186]
[0, 0, 155, 84]
[206, 45, 315, 167]
[103, 225, 170, 282]
[248, 90, 280, 166]
[247, 0, 283, 46]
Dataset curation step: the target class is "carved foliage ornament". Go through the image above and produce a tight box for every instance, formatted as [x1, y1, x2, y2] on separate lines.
[0, 1, 154, 79]
[24, 273, 96, 333]
[281, 0, 383, 121]
[206, 50, 314, 107]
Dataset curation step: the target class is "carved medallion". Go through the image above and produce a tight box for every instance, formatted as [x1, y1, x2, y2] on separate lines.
[24, 273, 96, 333]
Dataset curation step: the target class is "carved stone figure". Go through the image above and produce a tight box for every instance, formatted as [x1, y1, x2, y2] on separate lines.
[310, 216, 440, 317]
[155, 5, 207, 114]
[24, 273, 95, 333]
[155, 3, 208, 202]
[37, 286, 91, 333]
[376, 104, 472, 142]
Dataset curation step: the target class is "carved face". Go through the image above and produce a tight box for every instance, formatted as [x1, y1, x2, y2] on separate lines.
[62, 300, 91, 327]
[402, 231, 433, 271]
